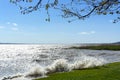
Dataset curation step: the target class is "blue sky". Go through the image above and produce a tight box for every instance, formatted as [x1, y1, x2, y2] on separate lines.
[0, 0, 120, 43]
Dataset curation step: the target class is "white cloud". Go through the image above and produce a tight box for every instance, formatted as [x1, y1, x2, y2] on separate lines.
[11, 27, 19, 31]
[7, 22, 18, 26]
[7, 22, 18, 27]
[79, 32, 90, 35]
[12, 23, 18, 26]
[78, 31, 96, 35]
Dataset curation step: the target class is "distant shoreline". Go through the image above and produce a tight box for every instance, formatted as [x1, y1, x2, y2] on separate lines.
[68, 44, 120, 51]
[0, 42, 120, 45]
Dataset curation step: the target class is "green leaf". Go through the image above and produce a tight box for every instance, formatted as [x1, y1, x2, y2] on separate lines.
[28, 6, 33, 9]
[103, 12, 107, 15]
[29, 0, 32, 2]
[45, 18, 50, 22]
[19, 6, 22, 10]
[116, 11, 120, 14]
[45, 4, 50, 10]
[54, 0, 58, 6]
[109, 12, 113, 15]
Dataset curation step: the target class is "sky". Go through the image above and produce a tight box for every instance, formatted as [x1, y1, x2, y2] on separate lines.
[0, 0, 120, 43]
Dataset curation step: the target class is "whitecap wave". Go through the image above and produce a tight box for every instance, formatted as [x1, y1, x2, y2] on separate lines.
[1, 56, 106, 80]
[45, 59, 71, 74]
[25, 66, 46, 78]
[19, 56, 106, 80]
[71, 56, 106, 70]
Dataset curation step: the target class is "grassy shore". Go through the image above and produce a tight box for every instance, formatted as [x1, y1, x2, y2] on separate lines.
[35, 62, 120, 80]
[69, 44, 120, 51]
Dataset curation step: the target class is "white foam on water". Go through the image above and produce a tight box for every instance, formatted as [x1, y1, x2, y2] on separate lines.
[25, 66, 47, 78]
[71, 56, 106, 70]
[14, 57, 106, 80]
[45, 59, 71, 74]
[1, 57, 106, 80]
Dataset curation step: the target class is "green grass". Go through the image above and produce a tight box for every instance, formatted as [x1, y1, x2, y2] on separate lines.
[35, 62, 120, 80]
[69, 45, 120, 51]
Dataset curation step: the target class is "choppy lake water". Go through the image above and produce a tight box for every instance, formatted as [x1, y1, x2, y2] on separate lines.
[0, 44, 120, 80]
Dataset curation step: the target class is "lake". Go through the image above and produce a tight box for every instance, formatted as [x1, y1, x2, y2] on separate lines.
[0, 44, 120, 80]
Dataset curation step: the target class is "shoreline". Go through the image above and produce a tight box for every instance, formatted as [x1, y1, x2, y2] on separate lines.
[68, 44, 120, 51]
[35, 62, 120, 80]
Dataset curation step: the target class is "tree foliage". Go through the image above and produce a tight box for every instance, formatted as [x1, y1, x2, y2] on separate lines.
[10, 0, 120, 23]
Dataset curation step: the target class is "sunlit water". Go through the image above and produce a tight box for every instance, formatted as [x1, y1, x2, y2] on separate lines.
[0, 44, 120, 80]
